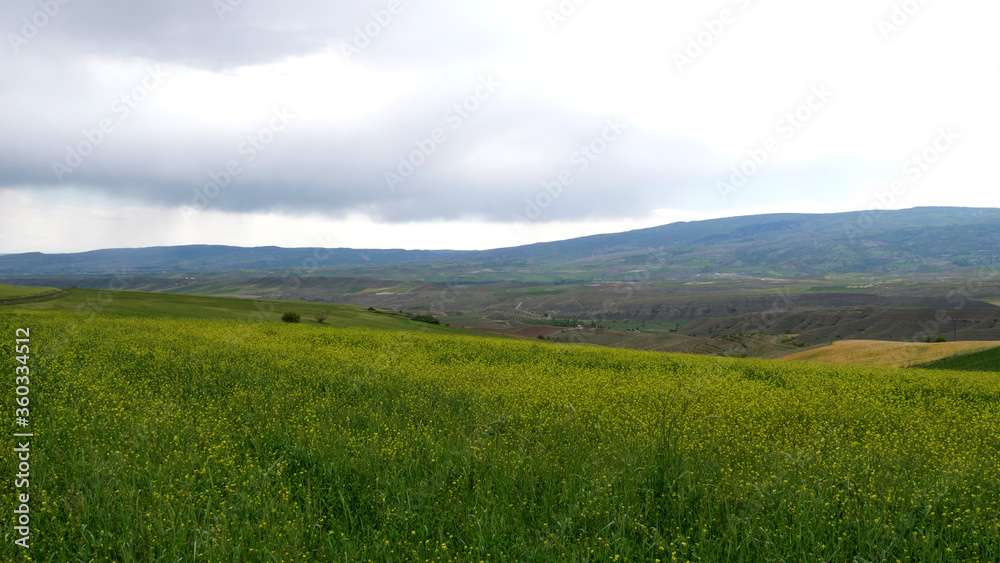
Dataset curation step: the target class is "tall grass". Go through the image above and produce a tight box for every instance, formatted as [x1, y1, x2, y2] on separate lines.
[2, 311, 999, 561]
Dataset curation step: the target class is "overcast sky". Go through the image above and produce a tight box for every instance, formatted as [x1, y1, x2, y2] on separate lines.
[1, 0, 999, 254]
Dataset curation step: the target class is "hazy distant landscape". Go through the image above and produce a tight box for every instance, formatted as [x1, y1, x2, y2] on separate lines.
[4, 207, 1000, 358]
[2, 208, 1000, 560]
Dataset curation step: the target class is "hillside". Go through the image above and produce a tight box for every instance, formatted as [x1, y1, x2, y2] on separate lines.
[0, 284, 57, 299]
[777, 339, 1000, 368]
[2, 207, 999, 279]
[0, 245, 469, 275]
[476, 206, 1000, 279]
[913, 346, 1000, 371]
[0, 286, 472, 335]
[3, 310, 1000, 560]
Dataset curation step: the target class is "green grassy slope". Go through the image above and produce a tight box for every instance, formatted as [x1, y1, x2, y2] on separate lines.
[0, 287, 464, 334]
[0, 284, 57, 298]
[2, 311, 999, 560]
[913, 346, 1000, 372]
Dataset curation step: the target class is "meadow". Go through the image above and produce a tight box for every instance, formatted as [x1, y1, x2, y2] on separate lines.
[0, 287, 461, 334]
[2, 309, 1000, 561]
[778, 339, 1000, 369]
[915, 347, 1000, 372]
[0, 285, 58, 299]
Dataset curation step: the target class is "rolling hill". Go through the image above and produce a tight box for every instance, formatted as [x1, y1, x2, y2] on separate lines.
[0, 245, 469, 275]
[913, 346, 1000, 371]
[1, 206, 999, 279]
[777, 339, 1000, 368]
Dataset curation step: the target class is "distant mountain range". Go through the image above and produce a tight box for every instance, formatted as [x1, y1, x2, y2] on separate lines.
[0, 246, 469, 275]
[2, 207, 999, 278]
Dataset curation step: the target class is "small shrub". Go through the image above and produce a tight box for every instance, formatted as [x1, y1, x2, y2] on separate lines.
[411, 314, 440, 325]
[281, 312, 301, 323]
[935, 335, 947, 342]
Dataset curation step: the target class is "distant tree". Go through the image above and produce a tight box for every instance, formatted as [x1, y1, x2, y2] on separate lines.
[367, 306, 376, 311]
[315, 310, 331, 323]
[281, 312, 301, 323]
[411, 314, 440, 325]
[935, 335, 947, 342]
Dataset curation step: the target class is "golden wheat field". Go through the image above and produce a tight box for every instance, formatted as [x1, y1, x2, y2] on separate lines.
[2, 310, 1000, 561]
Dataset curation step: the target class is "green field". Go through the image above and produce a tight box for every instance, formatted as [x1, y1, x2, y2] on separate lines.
[357, 285, 421, 294]
[3, 301, 1000, 560]
[804, 285, 884, 292]
[595, 319, 693, 335]
[914, 346, 1000, 372]
[0, 284, 57, 299]
[160, 281, 280, 296]
[0, 287, 462, 334]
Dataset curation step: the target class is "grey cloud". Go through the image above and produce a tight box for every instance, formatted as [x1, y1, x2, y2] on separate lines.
[0, 0, 878, 226]
[3, 0, 511, 70]
[4, 0, 359, 68]
[0, 57, 731, 223]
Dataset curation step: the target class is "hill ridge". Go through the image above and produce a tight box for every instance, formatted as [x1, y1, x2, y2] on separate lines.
[2, 206, 999, 277]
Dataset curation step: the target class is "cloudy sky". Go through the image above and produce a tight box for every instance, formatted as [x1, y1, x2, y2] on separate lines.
[1, 0, 999, 254]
